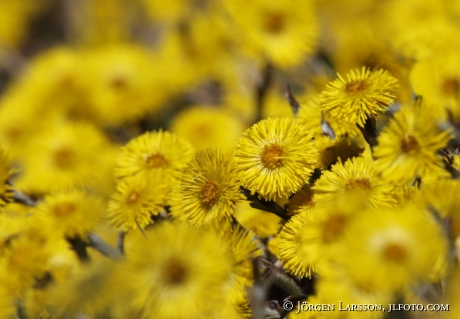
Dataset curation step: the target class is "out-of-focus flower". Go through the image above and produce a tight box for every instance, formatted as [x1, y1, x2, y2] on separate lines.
[336, 205, 448, 292]
[14, 121, 116, 195]
[79, 45, 168, 126]
[278, 195, 365, 278]
[374, 0, 453, 59]
[34, 190, 104, 240]
[223, 0, 318, 68]
[124, 222, 233, 319]
[411, 50, 460, 121]
[115, 130, 194, 183]
[374, 102, 451, 184]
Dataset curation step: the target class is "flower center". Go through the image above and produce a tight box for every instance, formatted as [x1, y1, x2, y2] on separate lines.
[264, 12, 285, 34]
[345, 80, 367, 93]
[110, 76, 128, 90]
[261, 144, 284, 170]
[200, 180, 220, 205]
[54, 147, 75, 168]
[54, 202, 76, 217]
[345, 178, 371, 191]
[127, 191, 140, 204]
[145, 153, 168, 169]
[164, 258, 188, 285]
[382, 242, 408, 263]
[442, 77, 459, 96]
[401, 135, 419, 153]
[323, 214, 347, 242]
[5, 127, 22, 142]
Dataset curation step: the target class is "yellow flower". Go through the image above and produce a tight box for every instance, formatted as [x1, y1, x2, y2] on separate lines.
[0, 91, 64, 160]
[34, 190, 104, 240]
[313, 157, 396, 210]
[108, 172, 170, 232]
[410, 50, 460, 121]
[124, 222, 232, 319]
[169, 106, 245, 158]
[233, 118, 317, 200]
[374, 102, 451, 184]
[374, 0, 452, 59]
[3, 47, 82, 118]
[319, 67, 399, 127]
[115, 130, 194, 182]
[171, 148, 241, 228]
[154, 12, 242, 92]
[0, 234, 50, 298]
[79, 45, 167, 125]
[223, 0, 317, 68]
[278, 195, 365, 278]
[337, 205, 448, 292]
[15, 121, 116, 195]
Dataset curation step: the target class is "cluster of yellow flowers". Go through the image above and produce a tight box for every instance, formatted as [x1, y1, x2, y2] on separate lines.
[1, 0, 460, 319]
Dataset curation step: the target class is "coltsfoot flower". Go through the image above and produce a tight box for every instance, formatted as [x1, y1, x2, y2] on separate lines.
[171, 148, 241, 228]
[319, 67, 399, 127]
[374, 102, 451, 183]
[233, 118, 317, 201]
[115, 130, 194, 183]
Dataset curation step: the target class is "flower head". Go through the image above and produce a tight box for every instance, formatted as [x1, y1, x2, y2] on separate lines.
[319, 67, 399, 127]
[115, 130, 194, 182]
[124, 222, 233, 319]
[15, 121, 115, 195]
[233, 118, 317, 200]
[108, 172, 170, 232]
[374, 102, 452, 183]
[278, 195, 365, 278]
[171, 148, 241, 228]
[313, 157, 396, 210]
[337, 205, 448, 292]
[34, 190, 104, 240]
[223, 0, 317, 68]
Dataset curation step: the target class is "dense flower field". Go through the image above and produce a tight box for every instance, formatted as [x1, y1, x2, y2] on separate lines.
[0, 0, 459, 318]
